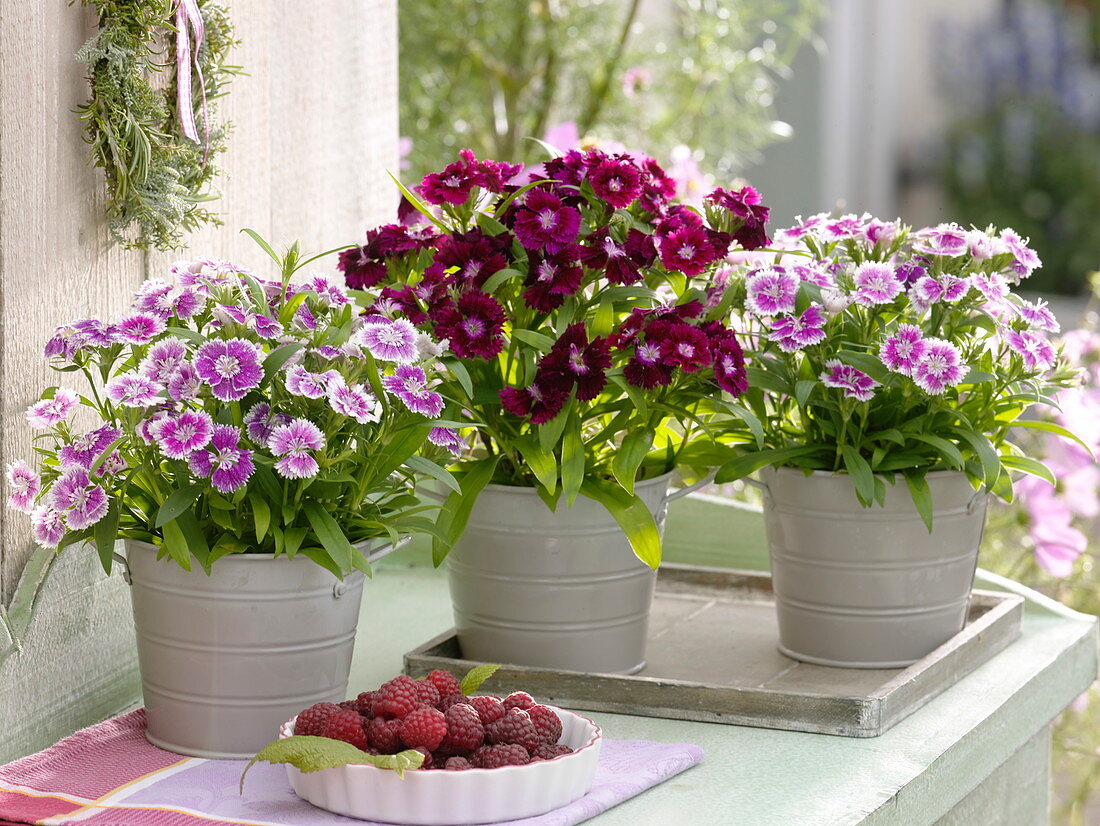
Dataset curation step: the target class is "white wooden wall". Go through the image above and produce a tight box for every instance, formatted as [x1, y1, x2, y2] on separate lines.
[0, 0, 397, 761]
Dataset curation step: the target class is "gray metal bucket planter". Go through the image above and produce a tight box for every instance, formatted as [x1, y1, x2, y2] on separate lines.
[447, 473, 707, 675]
[758, 467, 987, 668]
[124, 540, 372, 758]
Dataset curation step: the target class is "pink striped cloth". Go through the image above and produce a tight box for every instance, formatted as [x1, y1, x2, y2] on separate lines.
[0, 710, 703, 826]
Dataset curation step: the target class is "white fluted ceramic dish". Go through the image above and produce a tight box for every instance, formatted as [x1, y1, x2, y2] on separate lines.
[279, 706, 602, 825]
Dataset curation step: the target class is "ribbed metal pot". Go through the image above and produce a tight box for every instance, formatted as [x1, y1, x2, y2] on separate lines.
[125, 540, 365, 758]
[447, 474, 677, 675]
[760, 467, 987, 668]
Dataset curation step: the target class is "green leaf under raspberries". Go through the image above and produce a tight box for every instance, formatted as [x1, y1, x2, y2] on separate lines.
[460, 663, 501, 696]
[240, 736, 424, 792]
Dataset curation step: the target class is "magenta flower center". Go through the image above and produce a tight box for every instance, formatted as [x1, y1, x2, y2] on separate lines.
[462, 317, 486, 337]
[536, 261, 556, 282]
[677, 342, 695, 357]
[677, 244, 696, 260]
[444, 175, 461, 188]
[603, 238, 624, 258]
[537, 210, 559, 231]
[214, 355, 240, 378]
[214, 448, 239, 470]
[637, 343, 661, 364]
[568, 347, 588, 374]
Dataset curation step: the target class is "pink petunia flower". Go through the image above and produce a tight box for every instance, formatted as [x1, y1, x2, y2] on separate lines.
[25, 388, 80, 429]
[193, 338, 263, 402]
[768, 305, 827, 353]
[268, 418, 326, 480]
[911, 338, 967, 394]
[745, 268, 798, 317]
[879, 324, 927, 376]
[852, 262, 903, 306]
[820, 359, 879, 402]
[381, 365, 445, 418]
[6, 460, 40, 513]
[189, 425, 255, 493]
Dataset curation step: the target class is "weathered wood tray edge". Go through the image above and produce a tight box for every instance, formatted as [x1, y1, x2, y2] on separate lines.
[404, 565, 1025, 738]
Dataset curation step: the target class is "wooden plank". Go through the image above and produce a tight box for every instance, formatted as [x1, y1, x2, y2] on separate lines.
[404, 566, 1025, 737]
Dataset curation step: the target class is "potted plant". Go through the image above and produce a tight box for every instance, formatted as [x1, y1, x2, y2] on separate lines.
[338, 148, 767, 673]
[715, 215, 1081, 667]
[5, 241, 457, 757]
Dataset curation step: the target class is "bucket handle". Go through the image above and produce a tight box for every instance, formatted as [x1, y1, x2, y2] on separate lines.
[662, 472, 716, 505]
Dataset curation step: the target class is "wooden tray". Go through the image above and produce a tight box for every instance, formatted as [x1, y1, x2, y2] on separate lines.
[404, 564, 1025, 738]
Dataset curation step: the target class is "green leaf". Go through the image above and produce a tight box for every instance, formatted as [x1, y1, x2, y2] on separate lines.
[404, 454, 462, 495]
[240, 228, 282, 267]
[794, 379, 816, 408]
[387, 171, 447, 230]
[161, 519, 192, 571]
[480, 268, 524, 295]
[88, 437, 126, 476]
[908, 433, 965, 470]
[263, 343, 305, 385]
[835, 350, 890, 382]
[538, 395, 573, 453]
[841, 445, 874, 506]
[904, 470, 934, 533]
[278, 292, 310, 325]
[612, 428, 655, 496]
[1000, 455, 1058, 487]
[93, 500, 120, 576]
[580, 478, 662, 569]
[155, 486, 201, 529]
[176, 510, 210, 569]
[510, 329, 555, 352]
[745, 366, 792, 396]
[592, 295, 615, 338]
[950, 427, 1000, 488]
[513, 435, 558, 495]
[241, 736, 424, 792]
[165, 326, 207, 345]
[444, 359, 474, 400]
[560, 412, 585, 507]
[459, 663, 501, 695]
[432, 455, 501, 566]
[303, 502, 355, 573]
[370, 423, 433, 484]
[723, 403, 765, 449]
[283, 526, 308, 558]
[249, 492, 271, 542]
[476, 212, 509, 236]
[1009, 420, 1093, 455]
[715, 446, 821, 484]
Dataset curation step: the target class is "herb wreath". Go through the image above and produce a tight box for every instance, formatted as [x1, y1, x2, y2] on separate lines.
[75, 0, 239, 251]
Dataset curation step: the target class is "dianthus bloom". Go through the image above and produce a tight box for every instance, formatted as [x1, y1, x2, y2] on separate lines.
[658, 224, 716, 276]
[50, 468, 109, 530]
[500, 379, 570, 424]
[879, 323, 927, 376]
[285, 365, 341, 399]
[512, 189, 582, 251]
[768, 305, 827, 353]
[59, 425, 121, 470]
[357, 317, 419, 364]
[523, 245, 585, 312]
[710, 330, 749, 396]
[1000, 228, 1041, 281]
[1003, 329, 1056, 373]
[243, 402, 291, 445]
[706, 186, 771, 250]
[268, 418, 326, 480]
[31, 506, 66, 548]
[188, 425, 255, 493]
[167, 363, 202, 401]
[25, 387, 79, 428]
[820, 359, 879, 402]
[580, 228, 656, 286]
[538, 324, 612, 401]
[588, 155, 643, 209]
[139, 339, 189, 383]
[381, 365, 445, 417]
[329, 384, 381, 424]
[1016, 299, 1060, 334]
[193, 338, 263, 402]
[745, 268, 798, 317]
[911, 338, 967, 395]
[821, 214, 866, 241]
[851, 262, 903, 306]
[153, 410, 214, 460]
[428, 426, 465, 455]
[116, 312, 167, 345]
[912, 223, 969, 257]
[6, 460, 40, 513]
[433, 229, 511, 288]
[105, 373, 162, 407]
[623, 341, 674, 389]
[433, 290, 507, 359]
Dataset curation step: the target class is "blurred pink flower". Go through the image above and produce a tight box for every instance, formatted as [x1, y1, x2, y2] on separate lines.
[622, 66, 651, 98]
[542, 122, 580, 153]
[398, 136, 413, 171]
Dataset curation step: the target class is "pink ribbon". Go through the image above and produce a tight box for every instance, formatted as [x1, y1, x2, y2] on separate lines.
[174, 0, 209, 158]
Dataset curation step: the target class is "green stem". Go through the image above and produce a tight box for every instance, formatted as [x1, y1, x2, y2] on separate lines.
[577, 0, 641, 134]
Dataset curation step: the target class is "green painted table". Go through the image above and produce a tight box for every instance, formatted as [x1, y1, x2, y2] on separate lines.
[351, 495, 1098, 826]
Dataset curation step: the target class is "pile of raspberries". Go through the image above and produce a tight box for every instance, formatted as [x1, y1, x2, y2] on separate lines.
[293, 670, 572, 770]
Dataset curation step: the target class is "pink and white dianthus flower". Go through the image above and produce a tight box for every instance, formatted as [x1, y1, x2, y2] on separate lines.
[307, 274, 350, 308]
[768, 305, 827, 353]
[863, 218, 899, 246]
[999, 228, 1041, 281]
[6, 460, 40, 513]
[1003, 329, 1056, 372]
[428, 426, 465, 455]
[153, 410, 214, 460]
[50, 468, 109, 530]
[745, 268, 798, 317]
[250, 314, 283, 339]
[820, 359, 879, 402]
[116, 313, 167, 345]
[821, 213, 867, 241]
[31, 505, 66, 548]
[242, 402, 291, 445]
[879, 324, 927, 376]
[1016, 298, 1060, 333]
[357, 317, 419, 364]
[285, 365, 341, 399]
[966, 229, 1001, 260]
[193, 338, 263, 402]
[912, 223, 969, 257]
[105, 373, 162, 407]
[188, 425, 255, 493]
[911, 338, 967, 395]
[139, 339, 189, 383]
[59, 426, 121, 469]
[852, 262, 903, 306]
[381, 365, 445, 418]
[25, 387, 79, 428]
[167, 363, 202, 401]
[268, 418, 326, 480]
[329, 384, 381, 424]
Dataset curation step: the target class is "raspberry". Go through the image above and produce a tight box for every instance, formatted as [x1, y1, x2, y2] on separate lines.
[502, 691, 536, 711]
[528, 704, 563, 744]
[400, 707, 447, 751]
[294, 702, 340, 736]
[444, 756, 472, 770]
[338, 699, 359, 711]
[439, 693, 468, 712]
[531, 743, 573, 761]
[426, 669, 463, 698]
[374, 675, 421, 719]
[356, 690, 379, 718]
[474, 743, 529, 768]
[440, 703, 484, 754]
[485, 708, 540, 752]
[321, 709, 367, 749]
[468, 695, 505, 725]
[367, 717, 404, 753]
[412, 746, 434, 770]
[414, 679, 441, 709]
